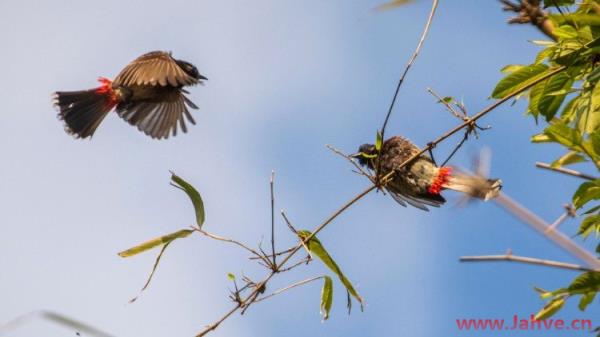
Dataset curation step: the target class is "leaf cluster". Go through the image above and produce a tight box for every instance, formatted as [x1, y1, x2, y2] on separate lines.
[493, 0, 600, 320]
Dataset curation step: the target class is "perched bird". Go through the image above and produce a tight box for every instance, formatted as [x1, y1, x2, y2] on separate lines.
[53, 51, 207, 139]
[354, 136, 502, 211]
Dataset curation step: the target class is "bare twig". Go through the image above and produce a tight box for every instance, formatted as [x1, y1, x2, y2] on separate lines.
[254, 276, 324, 303]
[494, 193, 600, 270]
[536, 162, 598, 181]
[378, 0, 439, 180]
[545, 204, 576, 233]
[194, 229, 272, 267]
[270, 171, 276, 267]
[460, 252, 593, 271]
[326, 144, 376, 184]
[278, 256, 312, 273]
[427, 88, 467, 121]
[249, 246, 296, 260]
[129, 242, 172, 303]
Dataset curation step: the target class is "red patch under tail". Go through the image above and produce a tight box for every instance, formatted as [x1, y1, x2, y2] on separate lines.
[428, 167, 452, 195]
[95, 77, 118, 107]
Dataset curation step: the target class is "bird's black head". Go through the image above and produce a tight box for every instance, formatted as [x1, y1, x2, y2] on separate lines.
[355, 143, 376, 168]
[176, 59, 208, 81]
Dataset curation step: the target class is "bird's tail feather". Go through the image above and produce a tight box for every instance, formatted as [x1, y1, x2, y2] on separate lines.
[53, 78, 117, 139]
[444, 171, 502, 201]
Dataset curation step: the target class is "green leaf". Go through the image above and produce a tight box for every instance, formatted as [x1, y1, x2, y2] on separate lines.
[531, 133, 552, 143]
[543, 0, 574, 8]
[171, 173, 205, 228]
[554, 25, 578, 40]
[492, 64, 550, 99]
[587, 129, 600, 160]
[297, 230, 364, 309]
[584, 204, 600, 215]
[543, 122, 583, 149]
[578, 84, 600, 134]
[501, 64, 525, 73]
[560, 96, 580, 123]
[118, 229, 194, 257]
[375, 131, 383, 151]
[538, 72, 574, 121]
[528, 80, 547, 118]
[551, 13, 600, 27]
[534, 297, 566, 320]
[535, 46, 555, 64]
[578, 292, 596, 311]
[227, 272, 236, 281]
[578, 214, 600, 237]
[573, 180, 600, 209]
[568, 271, 600, 294]
[551, 151, 586, 168]
[320, 276, 333, 321]
[587, 67, 600, 85]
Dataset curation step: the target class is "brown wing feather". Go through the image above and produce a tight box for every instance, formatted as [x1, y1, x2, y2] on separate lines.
[116, 91, 198, 139]
[113, 51, 198, 88]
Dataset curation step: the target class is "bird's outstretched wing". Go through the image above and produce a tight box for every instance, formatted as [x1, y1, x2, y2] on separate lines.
[116, 90, 197, 139]
[113, 51, 199, 87]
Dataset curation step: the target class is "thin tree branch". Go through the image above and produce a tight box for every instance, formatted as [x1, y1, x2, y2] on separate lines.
[194, 229, 272, 267]
[536, 162, 598, 181]
[378, 0, 439, 179]
[494, 192, 600, 270]
[254, 276, 324, 303]
[270, 171, 276, 268]
[326, 144, 376, 184]
[545, 204, 576, 233]
[460, 252, 593, 271]
[278, 256, 312, 273]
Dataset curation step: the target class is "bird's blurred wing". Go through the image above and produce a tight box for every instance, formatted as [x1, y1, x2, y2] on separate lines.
[116, 91, 197, 139]
[387, 189, 430, 211]
[386, 188, 446, 212]
[113, 51, 198, 87]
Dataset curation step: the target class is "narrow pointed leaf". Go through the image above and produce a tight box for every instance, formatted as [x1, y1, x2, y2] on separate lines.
[551, 151, 586, 168]
[297, 230, 364, 309]
[171, 173, 205, 228]
[118, 229, 193, 257]
[320, 276, 333, 321]
[375, 131, 383, 151]
[534, 297, 565, 320]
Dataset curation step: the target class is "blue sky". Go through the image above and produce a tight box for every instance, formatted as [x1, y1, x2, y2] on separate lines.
[0, 1, 597, 336]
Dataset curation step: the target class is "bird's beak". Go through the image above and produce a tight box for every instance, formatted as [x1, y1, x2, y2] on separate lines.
[199, 74, 208, 81]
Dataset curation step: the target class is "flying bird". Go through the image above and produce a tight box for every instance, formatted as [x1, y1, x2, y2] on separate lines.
[354, 136, 502, 211]
[53, 51, 207, 139]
